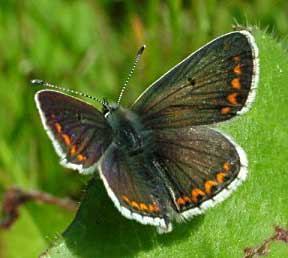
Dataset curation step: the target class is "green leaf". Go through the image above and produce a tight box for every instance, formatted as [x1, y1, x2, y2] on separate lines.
[0, 208, 47, 258]
[44, 28, 288, 258]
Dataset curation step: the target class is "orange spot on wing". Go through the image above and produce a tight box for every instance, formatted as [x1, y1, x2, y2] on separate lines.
[121, 195, 130, 204]
[149, 202, 160, 212]
[177, 196, 191, 206]
[131, 201, 140, 210]
[183, 196, 191, 203]
[54, 123, 62, 133]
[70, 145, 77, 156]
[223, 162, 231, 171]
[221, 107, 231, 114]
[177, 197, 185, 206]
[77, 153, 87, 161]
[233, 55, 240, 62]
[216, 172, 227, 183]
[147, 203, 159, 213]
[231, 78, 241, 89]
[120, 195, 158, 213]
[153, 204, 160, 212]
[204, 180, 218, 194]
[227, 93, 238, 105]
[233, 64, 241, 75]
[140, 203, 148, 211]
[148, 204, 155, 212]
[191, 189, 205, 203]
[62, 134, 71, 146]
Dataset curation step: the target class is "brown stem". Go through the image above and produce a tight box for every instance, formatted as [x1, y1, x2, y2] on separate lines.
[243, 225, 288, 257]
[0, 186, 78, 229]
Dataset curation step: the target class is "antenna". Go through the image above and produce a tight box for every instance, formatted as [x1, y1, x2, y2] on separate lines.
[31, 79, 106, 106]
[117, 45, 146, 104]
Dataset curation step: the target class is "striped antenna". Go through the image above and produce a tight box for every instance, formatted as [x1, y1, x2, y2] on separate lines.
[31, 79, 106, 106]
[117, 45, 146, 104]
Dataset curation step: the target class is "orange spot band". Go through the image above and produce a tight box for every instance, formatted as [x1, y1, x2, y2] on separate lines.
[122, 195, 130, 204]
[216, 172, 227, 183]
[223, 162, 231, 171]
[62, 134, 71, 146]
[191, 189, 205, 203]
[221, 107, 231, 114]
[204, 180, 218, 194]
[231, 78, 241, 89]
[177, 195, 192, 206]
[183, 196, 191, 203]
[55, 123, 62, 133]
[77, 153, 87, 161]
[233, 55, 240, 62]
[177, 197, 185, 206]
[233, 64, 241, 75]
[140, 203, 148, 211]
[227, 93, 239, 105]
[148, 204, 155, 212]
[70, 145, 77, 156]
[131, 201, 140, 209]
[121, 195, 159, 213]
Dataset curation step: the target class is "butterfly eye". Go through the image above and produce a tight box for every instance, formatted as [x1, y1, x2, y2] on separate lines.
[102, 104, 109, 116]
[103, 103, 119, 118]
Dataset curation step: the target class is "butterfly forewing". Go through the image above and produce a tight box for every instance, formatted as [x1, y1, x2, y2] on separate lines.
[132, 31, 259, 129]
[35, 90, 112, 173]
[153, 126, 247, 218]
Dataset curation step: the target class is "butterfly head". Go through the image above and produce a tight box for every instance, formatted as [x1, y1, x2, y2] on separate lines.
[103, 100, 119, 118]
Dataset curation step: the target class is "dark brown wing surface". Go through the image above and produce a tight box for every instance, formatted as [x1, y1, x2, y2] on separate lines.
[153, 127, 247, 219]
[99, 143, 173, 232]
[132, 31, 259, 129]
[35, 90, 112, 173]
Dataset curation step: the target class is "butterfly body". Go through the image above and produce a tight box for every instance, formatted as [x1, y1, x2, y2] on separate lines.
[35, 30, 259, 233]
[103, 105, 175, 229]
[105, 105, 152, 155]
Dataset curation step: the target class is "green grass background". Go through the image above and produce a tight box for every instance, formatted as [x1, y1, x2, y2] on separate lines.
[0, 1, 287, 258]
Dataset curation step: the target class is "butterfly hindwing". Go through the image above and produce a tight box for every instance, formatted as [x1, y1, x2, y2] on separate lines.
[132, 31, 259, 129]
[99, 143, 173, 232]
[153, 126, 247, 219]
[35, 90, 112, 174]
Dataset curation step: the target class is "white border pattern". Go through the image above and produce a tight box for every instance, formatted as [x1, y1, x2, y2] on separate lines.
[236, 30, 260, 115]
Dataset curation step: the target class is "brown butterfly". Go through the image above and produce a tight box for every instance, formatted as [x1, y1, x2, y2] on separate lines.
[34, 30, 259, 233]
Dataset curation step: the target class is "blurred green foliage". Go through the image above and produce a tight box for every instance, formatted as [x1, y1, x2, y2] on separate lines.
[0, 1, 287, 258]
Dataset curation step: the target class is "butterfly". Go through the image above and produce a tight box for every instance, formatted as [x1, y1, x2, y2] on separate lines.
[34, 30, 259, 233]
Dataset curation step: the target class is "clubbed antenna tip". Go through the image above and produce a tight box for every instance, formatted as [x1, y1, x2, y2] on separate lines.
[137, 45, 146, 56]
[117, 45, 146, 104]
[31, 79, 45, 85]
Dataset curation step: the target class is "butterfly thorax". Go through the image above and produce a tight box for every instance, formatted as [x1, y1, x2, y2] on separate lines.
[105, 105, 153, 155]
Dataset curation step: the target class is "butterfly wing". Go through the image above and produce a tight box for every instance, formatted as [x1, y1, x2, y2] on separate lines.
[132, 31, 259, 129]
[99, 143, 173, 233]
[35, 90, 112, 174]
[153, 126, 247, 220]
